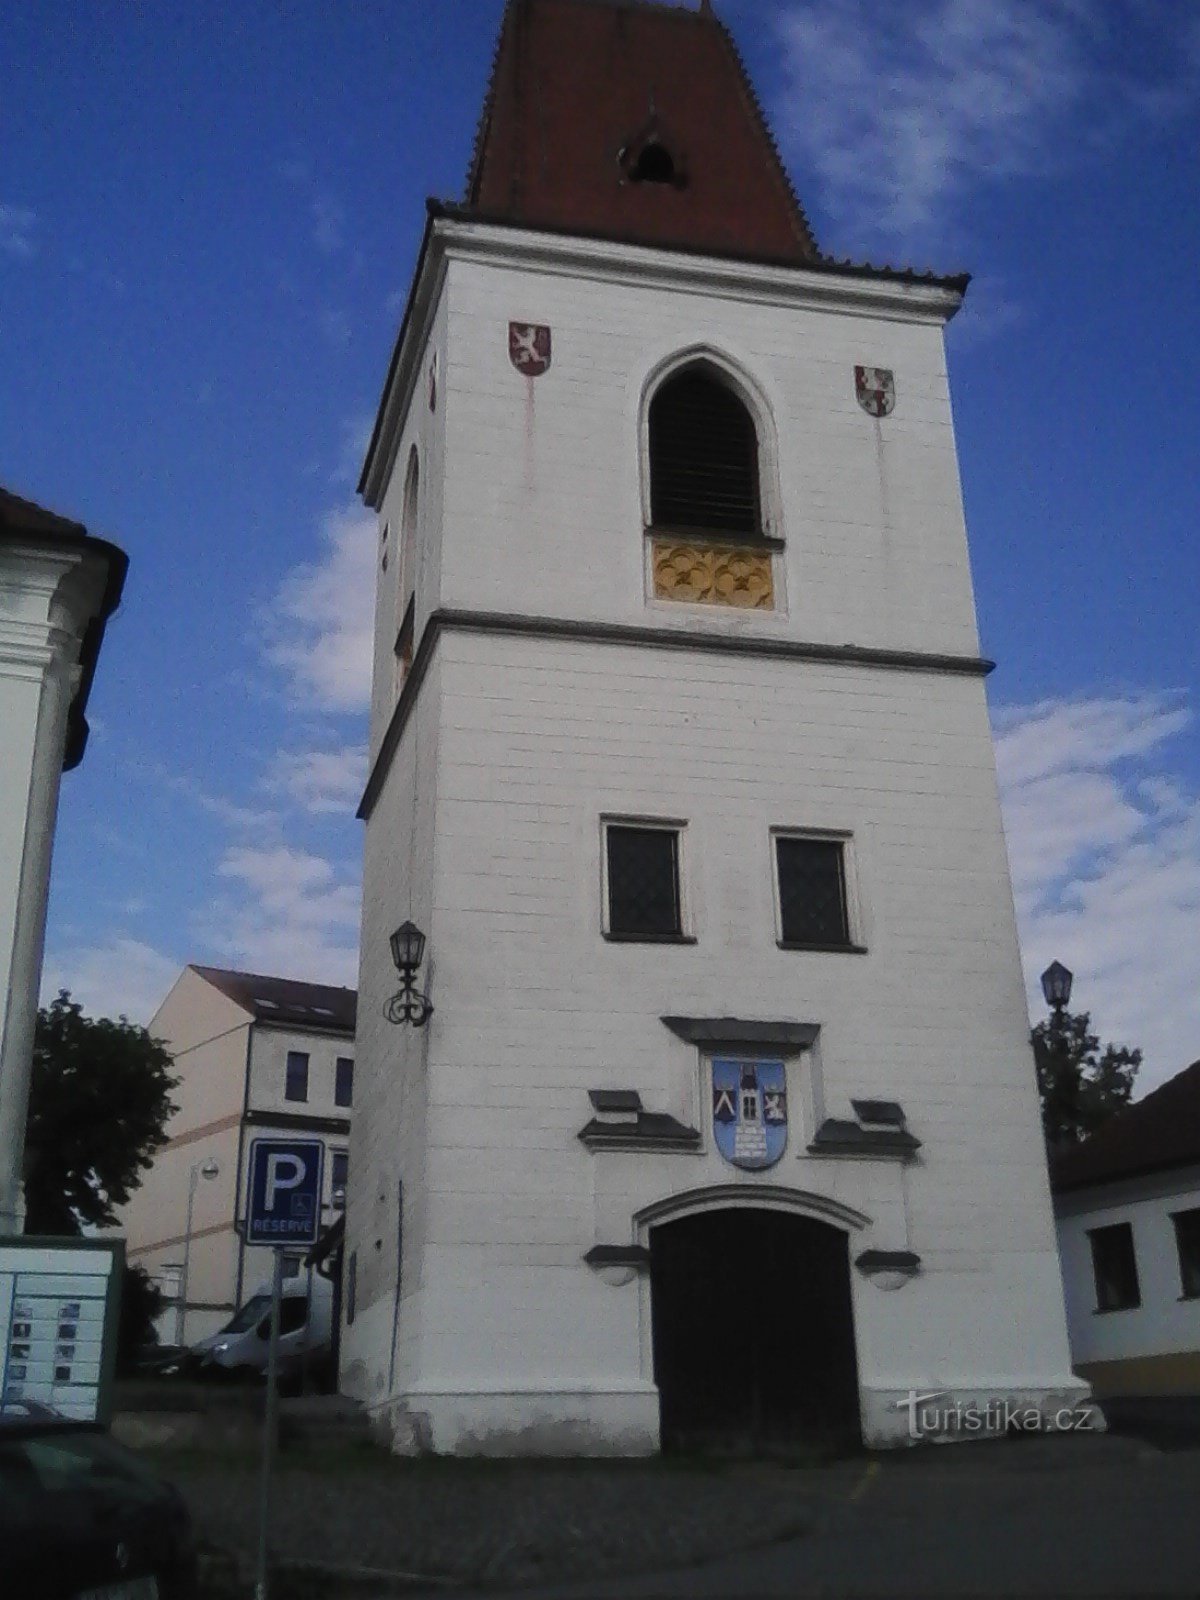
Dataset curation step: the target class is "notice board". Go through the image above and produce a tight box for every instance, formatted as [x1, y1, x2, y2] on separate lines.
[0, 1237, 123, 1422]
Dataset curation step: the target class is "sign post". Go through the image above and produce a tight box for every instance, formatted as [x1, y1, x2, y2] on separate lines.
[245, 1138, 324, 1600]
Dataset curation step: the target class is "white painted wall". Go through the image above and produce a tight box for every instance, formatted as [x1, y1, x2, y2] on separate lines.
[345, 223, 1086, 1452]
[247, 1025, 355, 1121]
[1056, 1167, 1200, 1369]
[0, 541, 116, 1233]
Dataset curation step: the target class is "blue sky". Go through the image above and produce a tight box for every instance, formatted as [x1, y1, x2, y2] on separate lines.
[4, 0, 1197, 1090]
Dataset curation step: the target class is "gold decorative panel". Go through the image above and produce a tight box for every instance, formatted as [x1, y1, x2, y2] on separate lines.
[651, 539, 775, 609]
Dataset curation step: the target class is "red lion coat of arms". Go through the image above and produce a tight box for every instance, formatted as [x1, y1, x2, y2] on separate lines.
[509, 322, 552, 376]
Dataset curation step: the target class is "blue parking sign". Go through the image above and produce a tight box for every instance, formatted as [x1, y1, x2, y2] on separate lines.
[245, 1139, 325, 1247]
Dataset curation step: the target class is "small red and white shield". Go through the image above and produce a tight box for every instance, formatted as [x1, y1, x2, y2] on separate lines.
[855, 365, 895, 418]
[509, 322, 552, 376]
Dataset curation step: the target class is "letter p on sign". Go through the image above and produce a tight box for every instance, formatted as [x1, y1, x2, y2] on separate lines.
[264, 1153, 305, 1211]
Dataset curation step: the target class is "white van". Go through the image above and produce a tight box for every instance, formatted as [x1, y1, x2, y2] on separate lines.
[190, 1272, 333, 1381]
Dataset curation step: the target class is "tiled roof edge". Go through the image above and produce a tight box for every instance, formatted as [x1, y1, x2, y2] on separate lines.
[712, 16, 818, 257]
[431, 200, 970, 291]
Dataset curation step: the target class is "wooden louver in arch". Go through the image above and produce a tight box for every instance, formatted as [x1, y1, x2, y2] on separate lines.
[649, 370, 761, 536]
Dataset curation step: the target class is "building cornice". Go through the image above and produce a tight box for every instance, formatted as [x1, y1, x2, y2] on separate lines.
[435, 211, 967, 321]
[358, 606, 995, 820]
[359, 212, 445, 508]
[0, 526, 128, 770]
[243, 1108, 351, 1137]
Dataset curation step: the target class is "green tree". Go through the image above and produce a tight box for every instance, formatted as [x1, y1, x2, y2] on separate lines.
[1032, 1008, 1141, 1148]
[117, 1263, 168, 1366]
[23, 991, 178, 1235]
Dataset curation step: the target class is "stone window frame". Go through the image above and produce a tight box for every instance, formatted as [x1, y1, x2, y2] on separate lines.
[599, 814, 696, 944]
[769, 826, 868, 954]
[637, 346, 788, 617]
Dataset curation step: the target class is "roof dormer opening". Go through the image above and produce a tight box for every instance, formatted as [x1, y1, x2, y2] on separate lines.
[631, 140, 676, 185]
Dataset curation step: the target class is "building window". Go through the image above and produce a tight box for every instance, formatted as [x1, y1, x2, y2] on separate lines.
[1173, 1208, 1200, 1298]
[604, 823, 684, 940]
[648, 366, 760, 536]
[285, 1051, 310, 1103]
[1089, 1222, 1140, 1312]
[335, 1057, 354, 1108]
[775, 834, 855, 950]
[331, 1149, 349, 1196]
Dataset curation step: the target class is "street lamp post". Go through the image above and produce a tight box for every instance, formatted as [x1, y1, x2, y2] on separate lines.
[176, 1157, 219, 1347]
[1040, 961, 1074, 1143]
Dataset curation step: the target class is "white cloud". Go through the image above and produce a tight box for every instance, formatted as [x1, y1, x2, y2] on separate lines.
[280, 161, 347, 255]
[140, 758, 277, 829]
[266, 744, 365, 816]
[203, 845, 361, 986]
[0, 203, 36, 258]
[995, 692, 1200, 1093]
[40, 937, 181, 1025]
[331, 409, 375, 488]
[771, 0, 1199, 255]
[263, 504, 375, 712]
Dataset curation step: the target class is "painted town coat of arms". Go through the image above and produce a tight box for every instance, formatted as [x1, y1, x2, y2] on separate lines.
[509, 321, 552, 376]
[712, 1058, 787, 1170]
[855, 364, 895, 417]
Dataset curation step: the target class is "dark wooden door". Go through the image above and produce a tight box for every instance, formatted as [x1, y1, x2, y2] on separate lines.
[650, 1208, 860, 1452]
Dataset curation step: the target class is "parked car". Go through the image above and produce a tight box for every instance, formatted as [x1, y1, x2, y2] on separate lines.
[0, 1410, 196, 1599]
[189, 1271, 333, 1384]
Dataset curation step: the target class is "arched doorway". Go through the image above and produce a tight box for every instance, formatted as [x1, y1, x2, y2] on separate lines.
[650, 1207, 860, 1453]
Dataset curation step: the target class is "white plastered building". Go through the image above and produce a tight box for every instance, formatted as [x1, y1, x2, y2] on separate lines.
[0, 487, 127, 1236]
[340, 0, 1090, 1453]
[1054, 1059, 1200, 1399]
[117, 965, 357, 1342]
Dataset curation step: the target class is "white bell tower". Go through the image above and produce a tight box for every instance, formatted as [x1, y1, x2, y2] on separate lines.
[341, 0, 1090, 1455]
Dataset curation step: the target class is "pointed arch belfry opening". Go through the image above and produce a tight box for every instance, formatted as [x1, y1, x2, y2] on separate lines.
[640, 349, 785, 612]
[642, 350, 779, 536]
[640, 1187, 863, 1453]
[649, 365, 760, 536]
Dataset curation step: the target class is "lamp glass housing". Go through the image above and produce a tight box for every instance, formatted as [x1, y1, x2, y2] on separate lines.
[390, 920, 426, 973]
[1041, 960, 1074, 1009]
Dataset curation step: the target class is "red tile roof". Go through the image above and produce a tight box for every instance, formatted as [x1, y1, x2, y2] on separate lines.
[191, 966, 357, 1032]
[465, 0, 818, 264]
[1051, 1059, 1200, 1193]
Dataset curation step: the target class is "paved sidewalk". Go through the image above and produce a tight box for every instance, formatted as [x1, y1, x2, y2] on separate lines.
[177, 1445, 818, 1593]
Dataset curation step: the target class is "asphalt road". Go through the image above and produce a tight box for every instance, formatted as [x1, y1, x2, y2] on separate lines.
[431, 1436, 1200, 1600]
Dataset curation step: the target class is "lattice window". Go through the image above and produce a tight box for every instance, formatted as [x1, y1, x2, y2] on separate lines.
[776, 837, 850, 947]
[605, 825, 682, 939]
